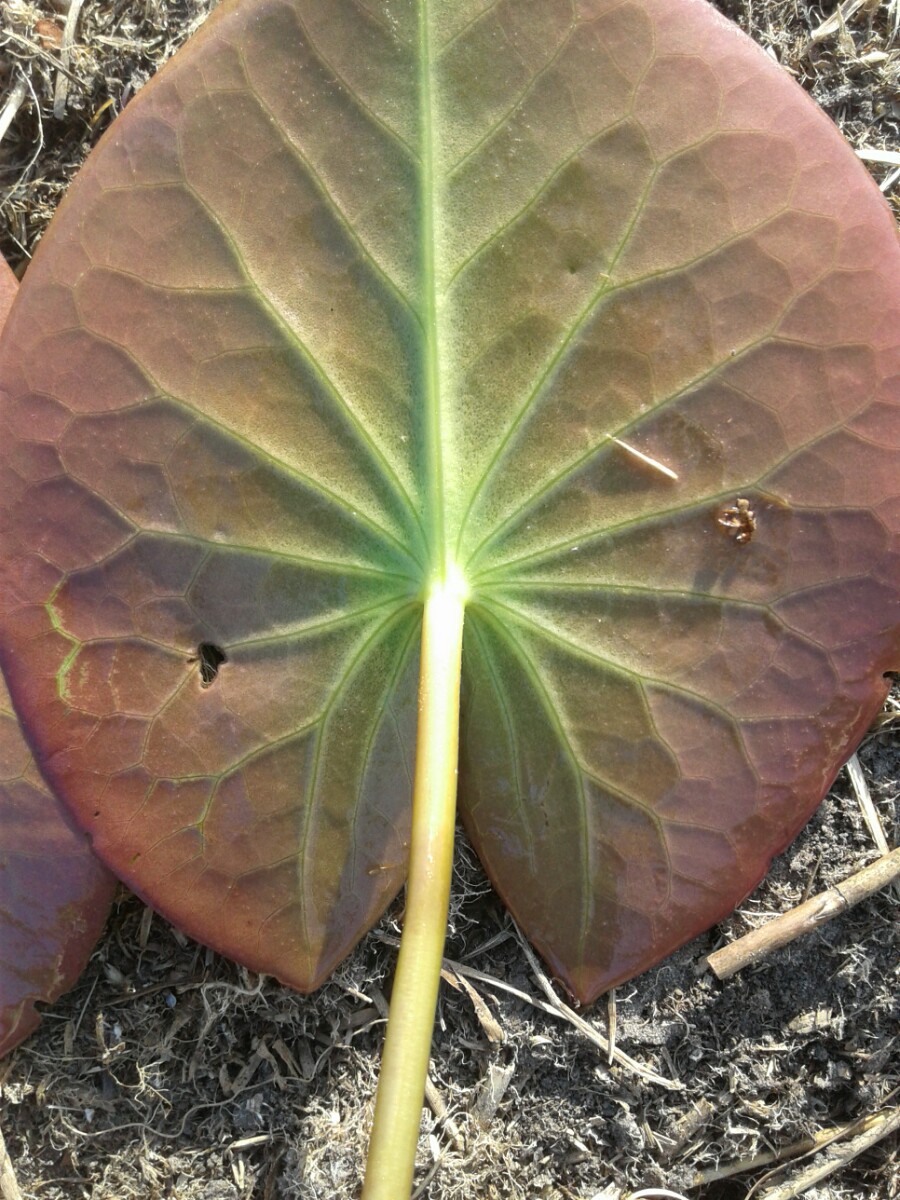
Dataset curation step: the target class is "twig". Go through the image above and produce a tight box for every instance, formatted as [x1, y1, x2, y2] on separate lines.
[446, 970, 504, 1044]
[705, 847, 900, 980]
[694, 1138, 820, 1187]
[374, 932, 681, 1091]
[755, 1106, 900, 1200]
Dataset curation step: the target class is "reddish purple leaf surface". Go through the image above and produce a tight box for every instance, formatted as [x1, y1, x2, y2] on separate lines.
[0, 0, 898, 1003]
[0, 672, 117, 1057]
[0, 255, 116, 1055]
[0, 258, 15, 330]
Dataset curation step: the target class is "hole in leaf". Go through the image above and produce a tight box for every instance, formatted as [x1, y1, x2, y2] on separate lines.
[197, 643, 227, 687]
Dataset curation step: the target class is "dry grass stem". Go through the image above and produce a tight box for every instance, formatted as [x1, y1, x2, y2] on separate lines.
[858, 146, 900, 166]
[0, 75, 27, 150]
[693, 1103, 900, 1186]
[513, 926, 684, 1092]
[811, 0, 883, 42]
[52, 0, 86, 117]
[377, 930, 682, 1092]
[606, 988, 617, 1067]
[844, 752, 892, 855]
[756, 1104, 900, 1200]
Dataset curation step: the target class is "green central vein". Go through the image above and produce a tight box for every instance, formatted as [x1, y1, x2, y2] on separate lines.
[419, 1, 445, 571]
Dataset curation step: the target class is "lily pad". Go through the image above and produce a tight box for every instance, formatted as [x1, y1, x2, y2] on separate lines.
[0, 672, 117, 1057]
[0, 0, 897, 1003]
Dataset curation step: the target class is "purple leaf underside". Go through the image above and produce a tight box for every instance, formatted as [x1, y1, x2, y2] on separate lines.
[0, 672, 117, 1057]
[1, 258, 114, 1059]
[0, 258, 15, 329]
[0, 0, 898, 1005]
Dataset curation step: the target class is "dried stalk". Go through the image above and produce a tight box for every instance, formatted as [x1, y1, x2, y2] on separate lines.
[756, 1106, 900, 1200]
[705, 847, 900, 980]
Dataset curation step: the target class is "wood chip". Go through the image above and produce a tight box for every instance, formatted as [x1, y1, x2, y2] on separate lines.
[471, 1060, 516, 1129]
[659, 1098, 714, 1163]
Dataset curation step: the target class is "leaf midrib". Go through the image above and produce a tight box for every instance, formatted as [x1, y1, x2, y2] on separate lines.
[419, 1, 445, 573]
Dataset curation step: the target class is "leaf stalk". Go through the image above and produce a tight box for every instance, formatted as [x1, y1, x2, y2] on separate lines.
[360, 572, 466, 1200]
